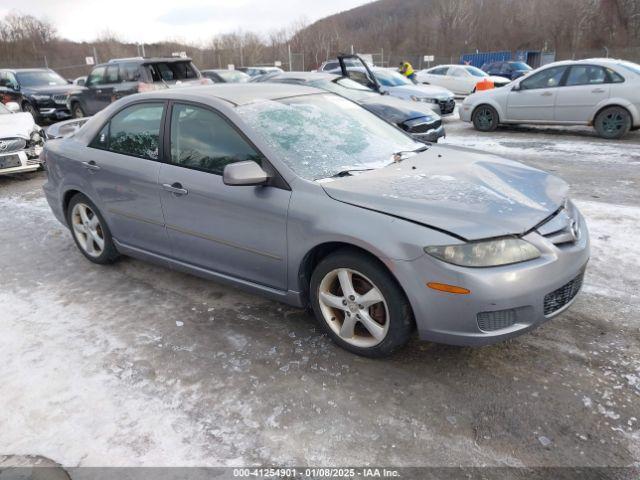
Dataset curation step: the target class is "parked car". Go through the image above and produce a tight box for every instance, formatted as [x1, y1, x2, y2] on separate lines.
[0, 101, 45, 175]
[201, 69, 250, 83]
[318, 58, 371, 72]
[72, 76, 87, 86]
[460, 58, 640, 139]
[329, 56, 456, 116]
[237, 66, 284, 77]
[42, 83, 589, 357]
[417, 65, 511, 95]
[67, 57, 211, 118]
[0, 68, 72, 122]
[481, 60, 532, 80]
[260, 71, 445, 142]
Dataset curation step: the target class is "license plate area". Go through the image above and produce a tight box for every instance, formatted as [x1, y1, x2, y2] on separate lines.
[0, 154, 21, 170]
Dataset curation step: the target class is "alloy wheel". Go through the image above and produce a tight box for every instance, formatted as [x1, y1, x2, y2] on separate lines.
[476, 107, 494, 129]
[71, 203, 105, 258]
[317, 268, 390, 348]
[601, 112, 624, 135]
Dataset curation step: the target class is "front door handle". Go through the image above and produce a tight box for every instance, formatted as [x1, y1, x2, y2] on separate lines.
[591, 88, 605, 93]
[162, 182, 188, 196]
[540, 91, 553, 97]
[81, 160, 100, 171]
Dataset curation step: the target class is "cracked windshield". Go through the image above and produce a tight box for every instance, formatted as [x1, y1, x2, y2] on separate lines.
[238, 94, 420, 180]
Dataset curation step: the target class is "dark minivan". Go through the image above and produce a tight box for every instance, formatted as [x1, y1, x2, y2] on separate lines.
[68, 57, 210, 118]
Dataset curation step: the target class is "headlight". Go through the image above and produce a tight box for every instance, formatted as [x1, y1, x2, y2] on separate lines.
[410, 95, 438, 104]
[31, 94, 51, 101]
[424, 238, 541, 267]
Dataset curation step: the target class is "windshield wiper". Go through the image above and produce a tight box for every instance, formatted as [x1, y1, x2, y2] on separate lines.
[330, 168, 375, 178]
[392, 145, 429, 163]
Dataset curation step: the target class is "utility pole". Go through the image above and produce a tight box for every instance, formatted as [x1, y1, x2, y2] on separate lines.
[141, 43, 146, 57]
[93, 46, 99, 64]
[288, 44, 292, 71]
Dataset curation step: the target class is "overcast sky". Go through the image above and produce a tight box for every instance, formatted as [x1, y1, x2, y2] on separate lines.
[0, 0, 371, 44]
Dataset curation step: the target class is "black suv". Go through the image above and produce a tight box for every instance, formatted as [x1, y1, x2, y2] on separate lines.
[68, 57, 209, 118]
[0, 68, 72, 122]
[481, 61, 532, 80]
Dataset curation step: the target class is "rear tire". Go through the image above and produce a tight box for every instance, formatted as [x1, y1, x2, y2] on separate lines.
[66, 193, 119, 265]
[310, 249, 414, 358]
[594, 106, 631, 139]
[472, 104, 499, 132]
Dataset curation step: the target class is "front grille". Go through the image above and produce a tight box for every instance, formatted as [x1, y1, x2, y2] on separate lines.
[0, 138, 26, 153]
[438, 99, 456, 114]
[543, 271, 584, 316]
[52, 94, 68, 105]
[409, 119, 442, 133]
[477, 308, 517, 332]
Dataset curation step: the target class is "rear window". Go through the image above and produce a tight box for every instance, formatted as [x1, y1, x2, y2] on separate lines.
[144, 61, 199, 82]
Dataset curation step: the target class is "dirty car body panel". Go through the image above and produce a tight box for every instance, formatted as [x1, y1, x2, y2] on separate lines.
[42, 84, 589, 348]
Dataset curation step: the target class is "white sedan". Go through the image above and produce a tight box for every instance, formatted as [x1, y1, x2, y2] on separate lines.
[0, 102, 45, 175]
[459, 58, 640, 139]
[417, 65, 511, 95]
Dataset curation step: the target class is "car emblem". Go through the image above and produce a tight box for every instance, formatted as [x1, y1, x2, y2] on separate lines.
[0, 141, 7, 152]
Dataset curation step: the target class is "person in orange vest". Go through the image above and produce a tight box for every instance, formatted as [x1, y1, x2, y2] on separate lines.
[399, 61, 417, 83]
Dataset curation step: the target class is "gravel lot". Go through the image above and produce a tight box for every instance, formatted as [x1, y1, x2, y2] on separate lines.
[0, 115, 639, 470]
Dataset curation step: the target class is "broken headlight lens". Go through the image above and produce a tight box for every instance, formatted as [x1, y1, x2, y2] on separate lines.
[425, 238, 541, 267]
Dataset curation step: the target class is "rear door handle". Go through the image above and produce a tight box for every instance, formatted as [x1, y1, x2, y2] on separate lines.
[591, 88, 605, 93]
[81, 160, 100, 171]
[162, 182, 188, 196]
[541, 91, 553, 97]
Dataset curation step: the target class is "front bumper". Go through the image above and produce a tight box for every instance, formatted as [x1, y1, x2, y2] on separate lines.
[38, 107, 71, 120]
[391, 214, 590, 346]
[459, 104, 472, 122]
[0, 150, 41, 176]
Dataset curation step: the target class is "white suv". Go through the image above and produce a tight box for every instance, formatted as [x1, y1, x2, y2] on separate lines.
[459, 58, 640, 139]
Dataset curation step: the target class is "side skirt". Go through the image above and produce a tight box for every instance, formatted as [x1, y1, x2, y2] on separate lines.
[113, 239, 305, 308]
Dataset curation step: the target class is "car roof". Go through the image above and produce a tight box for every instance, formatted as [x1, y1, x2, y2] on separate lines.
[202, 69, 247, 74]
[141, 83, 324, 106]
[270, 72, 340, 82]
[2, 68, 55, 73]
[107, 57, 192, 64]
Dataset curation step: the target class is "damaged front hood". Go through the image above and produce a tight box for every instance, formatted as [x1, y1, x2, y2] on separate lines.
[388, 84, 454, 100]
[321, 145, 568, 240]
[0, 112, 36, 139]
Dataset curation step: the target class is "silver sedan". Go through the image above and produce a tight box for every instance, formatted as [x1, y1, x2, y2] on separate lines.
[42, 84, 589, 357]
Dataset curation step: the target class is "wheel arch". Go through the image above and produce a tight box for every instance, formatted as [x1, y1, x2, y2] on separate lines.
[590, 101, 637, 126]
[297, 241, 413, 312]
[471, 101, 503, 123]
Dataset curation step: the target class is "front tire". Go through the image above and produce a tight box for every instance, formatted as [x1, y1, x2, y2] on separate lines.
[66, 193, 119, 264]
[71, 102, 86, 119]
[472, 104, 499, 132]
[594, 106, 631, 139]
[23, 102, 39, 123]
[310, 249, 414, 357]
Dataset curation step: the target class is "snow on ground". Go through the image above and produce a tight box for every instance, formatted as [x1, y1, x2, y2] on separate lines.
[442, 133, 640, 165]
[576, 201, 640, 305]
[0, 290, 220, 467]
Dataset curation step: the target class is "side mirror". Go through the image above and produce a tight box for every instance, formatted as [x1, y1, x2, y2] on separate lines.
[223, 161, 269, 186]
[5, 102, 20, 113]
[511, 83, 521, 92]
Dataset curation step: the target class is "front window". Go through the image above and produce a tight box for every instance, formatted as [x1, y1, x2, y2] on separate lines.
[237, 94, 420, 181]
[217, 70, 249, 82]
[510, 62, 531, 71]
[372, 69, 412, 87]
[464, 66, 488, 77]
[520, 66, 567, 90]
[15, 70, 68, 87]
[170, 103, 263, 175]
